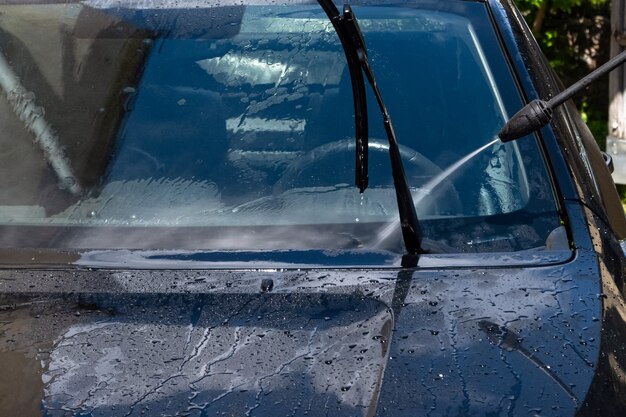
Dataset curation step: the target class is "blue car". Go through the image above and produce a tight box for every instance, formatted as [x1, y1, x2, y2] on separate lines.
[0, 0, 625, 415]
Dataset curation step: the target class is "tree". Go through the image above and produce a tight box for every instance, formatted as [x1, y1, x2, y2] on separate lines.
[516, 0, 611, 146]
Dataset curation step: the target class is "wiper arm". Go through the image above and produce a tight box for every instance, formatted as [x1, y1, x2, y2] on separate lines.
[318, 2, 423, 265]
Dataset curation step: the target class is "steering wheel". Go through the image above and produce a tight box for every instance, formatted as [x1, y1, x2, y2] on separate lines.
[273, 138, 462, 215]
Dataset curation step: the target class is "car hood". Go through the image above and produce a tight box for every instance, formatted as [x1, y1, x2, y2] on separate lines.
[0, 255, 603, 416]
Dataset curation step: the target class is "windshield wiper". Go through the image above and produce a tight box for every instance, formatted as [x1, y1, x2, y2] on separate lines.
[317, 1, 423, 265]
[317, 0, 368, 192]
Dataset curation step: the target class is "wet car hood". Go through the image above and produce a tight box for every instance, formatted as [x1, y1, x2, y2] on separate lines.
[0, 253, 602, 416]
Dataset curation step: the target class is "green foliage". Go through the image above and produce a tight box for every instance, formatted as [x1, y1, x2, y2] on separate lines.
[515, 0, 611, 126]
[517, 0, 607, 13]
[540, 29, 558, 48]
[515, 0, 626, 200]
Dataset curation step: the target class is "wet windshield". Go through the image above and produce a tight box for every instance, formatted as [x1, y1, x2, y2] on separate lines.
[0, 0, 562, 257]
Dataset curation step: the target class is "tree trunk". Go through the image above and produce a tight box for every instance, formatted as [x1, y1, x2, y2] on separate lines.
[532, 0, 551, 36]
[607, 0, 626, 183]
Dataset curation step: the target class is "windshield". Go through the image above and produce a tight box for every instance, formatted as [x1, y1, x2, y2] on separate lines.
[0, 0, 562, 259]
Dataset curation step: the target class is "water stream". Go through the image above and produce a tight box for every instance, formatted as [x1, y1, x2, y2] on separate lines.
[373, 137, 499, 247]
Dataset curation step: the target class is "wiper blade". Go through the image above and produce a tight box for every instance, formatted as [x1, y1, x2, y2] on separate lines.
[318, 2, 423, 265]
[318, 0, 369, 192]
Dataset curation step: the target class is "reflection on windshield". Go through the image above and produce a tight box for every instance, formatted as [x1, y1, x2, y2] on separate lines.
[0, 1, 561, 255]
